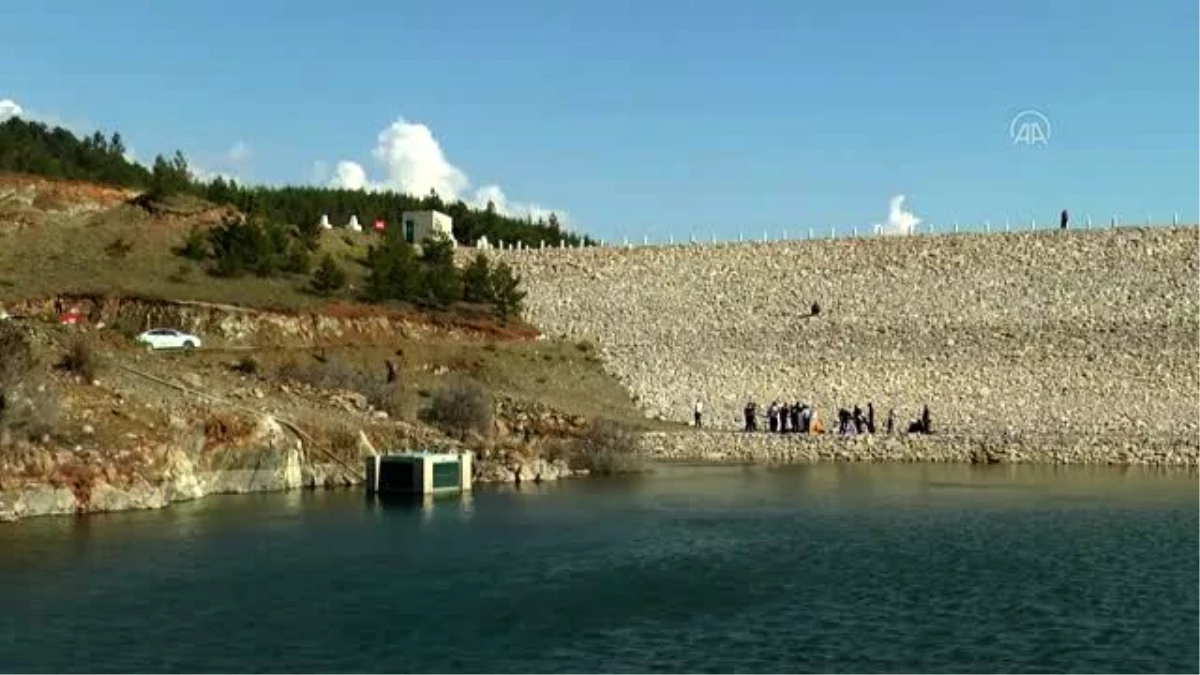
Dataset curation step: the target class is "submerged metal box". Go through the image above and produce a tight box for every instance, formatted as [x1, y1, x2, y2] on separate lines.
[365, 451, 473, 495]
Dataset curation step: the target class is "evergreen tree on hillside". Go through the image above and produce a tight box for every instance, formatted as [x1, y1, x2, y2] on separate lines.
[490, 261, 525, 320]
[0, 115, 597, 246]
[462, 253, 494, 304]
[148, 151, 192, 198]
[364, 232, 422, 302]
[310, 254, 347, 297]
[419, 234, 462, 307]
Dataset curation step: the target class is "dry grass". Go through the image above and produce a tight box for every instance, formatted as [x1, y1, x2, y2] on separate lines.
[275, 356, 404, 417]
[419, 376, 492, 439]
[203, 411, 254, 446]
[0, 196, 375, 311]
[58, 340, 98, 381]
[563, 419, 644, 474]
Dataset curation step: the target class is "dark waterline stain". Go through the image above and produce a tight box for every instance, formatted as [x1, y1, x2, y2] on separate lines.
[0, 463, 1196, 673]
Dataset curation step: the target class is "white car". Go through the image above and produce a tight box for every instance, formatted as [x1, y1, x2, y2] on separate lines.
[136, 328, 202, 351]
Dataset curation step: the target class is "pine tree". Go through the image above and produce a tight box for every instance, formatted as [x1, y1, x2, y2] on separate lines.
[310, 253, 347, 296]
[462, 252, 494, 303]
[364, 232, 421, 302]
[490, 261, 525, 320]
[420, 233, 462, 307]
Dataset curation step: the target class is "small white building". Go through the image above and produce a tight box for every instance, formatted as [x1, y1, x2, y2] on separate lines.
[346, 215, 362, 232]
[318, 214, 332, 230]
[400, 210, 456, 247]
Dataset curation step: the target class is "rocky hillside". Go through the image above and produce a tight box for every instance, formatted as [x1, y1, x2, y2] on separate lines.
[495, 227, 1200, 451]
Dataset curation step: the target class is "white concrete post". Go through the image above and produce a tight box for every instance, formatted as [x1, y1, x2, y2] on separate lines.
[829, 226, 835, 240]
[1004, 218, 1010, 233]
[739, 230, 744, 242]
[852, 227, 858, 238]
[1112, 214, 1118, 228]
[808, 227, 814, 240]
[539, 240, 545, 249]
[1086, 214, 1092, 229]
[1173, 213, 1179, 226]
[763, 230, 768, 242]
[669, 233, 674, 245]
[985, 220, 991, 233]
[711, 232, 717, 244]
[1030, 217, 1036, 231]
[953, 220, 959, 234]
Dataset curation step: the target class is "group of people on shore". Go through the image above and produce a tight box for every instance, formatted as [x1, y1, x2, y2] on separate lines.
[693, 399, 932, 437]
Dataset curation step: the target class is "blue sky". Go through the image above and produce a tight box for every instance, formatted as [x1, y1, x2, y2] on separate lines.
[2, 0, 1197, 240]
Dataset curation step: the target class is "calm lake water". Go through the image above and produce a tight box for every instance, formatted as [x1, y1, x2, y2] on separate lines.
[0, 463, 1196, 673]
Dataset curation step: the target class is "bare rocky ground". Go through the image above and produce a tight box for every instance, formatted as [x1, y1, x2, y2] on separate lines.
[0, 302, 664, 522]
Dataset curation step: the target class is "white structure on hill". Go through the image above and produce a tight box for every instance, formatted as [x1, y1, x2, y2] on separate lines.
[319, 214, 332, 230]
[347, 215, 362, 232]
[401, 210, 456, 247]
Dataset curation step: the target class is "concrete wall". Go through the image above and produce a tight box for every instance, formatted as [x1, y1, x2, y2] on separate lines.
[490, 227, 1199, 452]
[401, 210, 456, 246]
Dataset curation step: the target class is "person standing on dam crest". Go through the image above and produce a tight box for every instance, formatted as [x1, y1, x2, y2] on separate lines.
[694, 400, 703, 428]
[1061, 209, 1069, 230]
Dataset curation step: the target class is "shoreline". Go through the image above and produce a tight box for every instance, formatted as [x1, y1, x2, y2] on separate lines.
[3, 429, 1196, 523]
[638, 429, 1200, 467]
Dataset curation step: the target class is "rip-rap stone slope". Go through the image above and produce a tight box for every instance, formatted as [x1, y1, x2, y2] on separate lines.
[498, 227, 1199, 448]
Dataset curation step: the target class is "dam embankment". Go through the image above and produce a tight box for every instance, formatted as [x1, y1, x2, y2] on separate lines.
[493, 226, 1199, 463]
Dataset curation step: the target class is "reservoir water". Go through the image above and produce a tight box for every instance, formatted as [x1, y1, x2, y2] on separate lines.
[1, 463, 1196, 673]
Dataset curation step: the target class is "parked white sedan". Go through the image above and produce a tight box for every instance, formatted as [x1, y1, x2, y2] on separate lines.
[136, 328, 202, 351]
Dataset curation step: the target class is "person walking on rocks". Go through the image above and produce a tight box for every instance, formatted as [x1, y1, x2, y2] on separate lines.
[694, 400, 704, 428]
[886, 408, 895, 435]
[852, 406, 867, 434]
[779, 401, 790, 433]
[810, 408, 825, 434]
[767, 401, 779, 433]
[1060, 209, 1069, 230]
[743, 400, 758, 432]
[867, 403, 876, 434]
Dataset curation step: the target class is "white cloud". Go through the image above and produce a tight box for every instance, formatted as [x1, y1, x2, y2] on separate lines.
[225, 140, 251, 164]
[0, 97, 91, 136]
[330, 160, 370, 191]
[191, 164, 240, 184]
[472, 184, 568, 225]
[873, 194, 922, 235]
[0, 98, 23, 120]
[329, 117, 567, 224]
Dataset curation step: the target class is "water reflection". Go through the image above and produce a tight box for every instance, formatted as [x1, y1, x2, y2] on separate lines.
[367, 491, 475, 524]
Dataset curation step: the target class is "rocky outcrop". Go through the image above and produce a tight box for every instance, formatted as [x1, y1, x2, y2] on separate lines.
[0, 414, 360, 522]
[492, 227, 1199, 462]
[0, 457, 357, 522]
[474, 455, 583, 484]
[10, 295, 429, 348]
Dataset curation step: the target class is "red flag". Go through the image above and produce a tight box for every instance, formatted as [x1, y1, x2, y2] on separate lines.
[374, 219, 386, 231]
